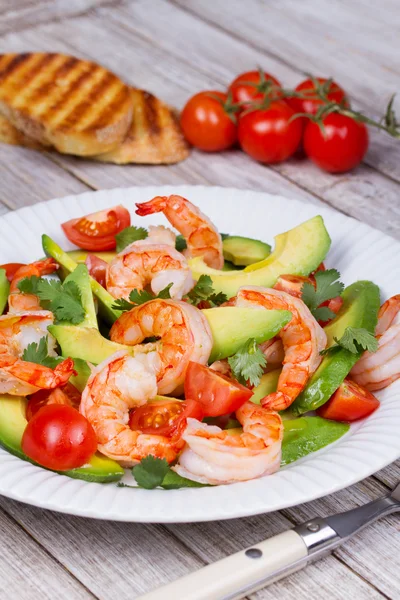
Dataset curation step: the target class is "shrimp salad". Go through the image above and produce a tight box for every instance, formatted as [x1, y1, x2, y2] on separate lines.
[0, 195, 395, 488]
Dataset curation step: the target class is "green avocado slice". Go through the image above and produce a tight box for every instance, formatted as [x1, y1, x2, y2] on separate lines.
[49, 325, 133, 364]
[189, 216, 331, 298]
[0, 268, 10, 315]
[0, 395, 124, 482]
[291, 280, 380, 415]
[222, 236, 271, 266]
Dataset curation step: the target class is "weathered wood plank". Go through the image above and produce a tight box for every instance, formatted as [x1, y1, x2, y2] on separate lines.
[0, 0, 118, 34]
[0, 504, 93, 599]
[173, 0, 400, 182]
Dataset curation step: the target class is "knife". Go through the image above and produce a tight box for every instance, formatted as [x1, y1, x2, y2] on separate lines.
[138, 482, 400, 600]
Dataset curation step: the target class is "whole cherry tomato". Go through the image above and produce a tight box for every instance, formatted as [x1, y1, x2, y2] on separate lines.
[229, 70, 281, 109]
[22, 404, 97, 471]
[180, 91, 237, 152]
[303, 113, 369, 173]
[238, 101, 303, 163]
[287, 77, 348, 115]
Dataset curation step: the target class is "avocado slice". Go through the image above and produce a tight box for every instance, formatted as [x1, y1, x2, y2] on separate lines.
[250, 369, 281, 404]
[0, 395, 124, 482]
[189, 216, 331, 298]
[202, 307, 292, 362]
[42, 235, 120, 325]
[292, 280, 380, 415]
[68, 357, 92, 392]
[63, 264, 98, 329]
[0, 268, 9, 315]
[67, 250, 116, 264]
[223, 236, 271, 266]
[49, 325, 133, 364]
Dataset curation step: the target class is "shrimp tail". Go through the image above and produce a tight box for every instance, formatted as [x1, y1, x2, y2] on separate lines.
[135, 196, 167, 216]
[261, 391, 291, 411]
[53, 358, 77, 386]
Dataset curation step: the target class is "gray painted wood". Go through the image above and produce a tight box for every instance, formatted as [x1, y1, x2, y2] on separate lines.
[0, 1, 398, 599]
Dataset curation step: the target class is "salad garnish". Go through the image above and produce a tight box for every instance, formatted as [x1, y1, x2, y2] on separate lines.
[115, 225, 148, 253]
[22, 336, 63, 368]
[321, 327, 378, 356]
[112, 284, 173, 311]
[117, 456, 207, 490]
[18, 276, 85, 324]
[228, 338, 267, 387]
[301, 268, 344, 321]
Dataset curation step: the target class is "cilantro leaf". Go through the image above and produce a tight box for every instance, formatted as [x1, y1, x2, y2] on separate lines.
[185, 275, 214, 304]
[321, 326, 378, 356]
[301, 269, 344, 319]
[175, 234, 187, 252]
[111, 284, 173, 312]
[17, 277, 85, 324]
[22, 336, 62, 368]
[228, 338, 267, 387]
[132, 456, 170, 489]
[312, 306, 337, 323]
[115, 226, 148, 253]
[208, 292, 228, 306]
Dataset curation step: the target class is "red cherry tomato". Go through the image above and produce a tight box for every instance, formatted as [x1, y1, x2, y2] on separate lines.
[180, 91, 237, 152]
[0, 263, 26, 282]
[238, 101, 303, 164]
[62, 205, 131, 251]
[229, 70, 281, 109]
[85, 254, 108, 288]
[287, 78, 348, 116]
[304, 113, 369, 173]
[184, 361, 252, 417]
[22, 404, 97, 471]
[26, 383, 81, 421]
[317, 379, 380, 422]
[129, 399, 204, 437]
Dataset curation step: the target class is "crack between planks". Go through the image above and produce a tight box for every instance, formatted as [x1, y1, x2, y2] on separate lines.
[0, 502, 99, 599]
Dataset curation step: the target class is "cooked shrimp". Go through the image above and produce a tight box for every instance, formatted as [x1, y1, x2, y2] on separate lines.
[106, 224, 194, 300]
[109, 298, 213, 395]
[8, 258, 58, 313]
[235, 286, 327, 410]
[174, 401, 283, 484]
[80, 351, 184, 467]
[0, 311, 75, 395]
[351, 295, 400, 391]
[259, 337, 285, 372]
[135, 195, 224, 269]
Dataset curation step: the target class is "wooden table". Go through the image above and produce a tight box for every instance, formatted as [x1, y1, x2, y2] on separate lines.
[0, 1, 399, 598]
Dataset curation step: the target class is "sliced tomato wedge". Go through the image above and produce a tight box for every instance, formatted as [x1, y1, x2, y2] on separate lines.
[184, 361, 252, 417]
[85, 254, 108, 288]
[26, 383, 81, 421]
[129, 399, 204, 437]
[0, 262, 26, 282]
[273, 274, 311, 298]
[62, 205, 131, 251]
[317, 378, 380, 422]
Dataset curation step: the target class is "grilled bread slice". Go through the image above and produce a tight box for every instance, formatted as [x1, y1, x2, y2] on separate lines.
[0, 53, 133, 156]
[0, 113, 43, 150]
[94, 89, 189, 164]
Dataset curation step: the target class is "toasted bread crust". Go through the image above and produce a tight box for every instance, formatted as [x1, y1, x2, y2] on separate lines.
[95, 89, 189, 164]
[0, 53, 133, 156]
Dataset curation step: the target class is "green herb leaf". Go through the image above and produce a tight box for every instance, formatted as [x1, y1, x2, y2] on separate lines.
[228, 337, 267, 387]
[161, 470, 208, 489]
[321, 326, 378, 356]
[312, 306, 337, 323]
[157, 283, 173, 299]
[22, 336, 63, 369]
[185, 275, 214, 304]
[301, 269, 344, 319]
[111, 284, 173, 312]
[18, 276, 85, 324]
[115, 226, 148, 253]
[111, 298, 136, 311]
[175, 234, 187, 252]
[132, 456, 170, 489]
[208, 291, 228, 306]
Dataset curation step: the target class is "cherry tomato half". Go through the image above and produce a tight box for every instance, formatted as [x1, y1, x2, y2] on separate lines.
[304, 113, 369, 173]
[129, 399, 204, 437]
[0, 263, 26, 282]
[62, 205, 131, 251]
[287, 77, 348, 116]
[85, 254, 108, 288]
[229, 70, 282, 109]
[238, 101, 303, 164]
[317, 379, 380, 422]
[184, 361, 252, 417]
[180, 91, 237, 152]
[26, 383, 81, 421]
[22, 404, 97, 471]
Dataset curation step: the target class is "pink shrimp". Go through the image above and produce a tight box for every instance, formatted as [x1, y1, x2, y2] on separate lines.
[8, 258, 58, 313]
[234, 286, 327, 410]
[351, 295, 400, 390]
[135, 195, 224, 269]
[174, 402, 283, 484]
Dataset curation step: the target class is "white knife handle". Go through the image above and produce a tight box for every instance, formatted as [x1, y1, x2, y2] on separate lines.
[138, 530, 308, 600]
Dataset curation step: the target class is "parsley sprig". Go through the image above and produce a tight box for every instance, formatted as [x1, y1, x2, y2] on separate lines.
[228, 337, 267, 387]
[301, 269, 344, 321]
[115, 226, 148, 253]
[22, 336, 63, 368]
[321, 326, 378, 356]
[18, 276, 85, 324]
[116, 456, 208, 489]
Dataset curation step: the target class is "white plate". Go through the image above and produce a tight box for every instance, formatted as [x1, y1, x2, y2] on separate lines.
[0, 185, 399, 523]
